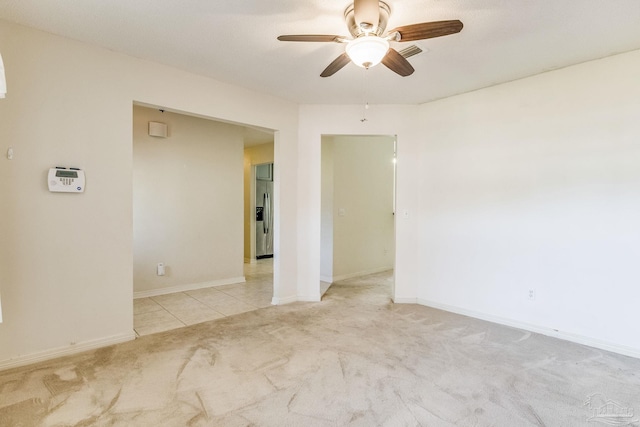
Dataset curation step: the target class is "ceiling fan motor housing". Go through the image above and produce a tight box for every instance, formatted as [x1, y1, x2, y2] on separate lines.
[344, 1, 391, 37]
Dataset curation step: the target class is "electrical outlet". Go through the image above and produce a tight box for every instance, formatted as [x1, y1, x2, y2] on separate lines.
[528, 289, 536, 300]
[157, 263, 165, 276]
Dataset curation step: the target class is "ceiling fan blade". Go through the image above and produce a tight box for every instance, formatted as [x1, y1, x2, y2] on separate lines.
[354, 0, 380, 28]
[390, 20, 463, 42]
[381, 48, 414, 77]
[320, 53, 351, 77]
[277, 35, 345, 43]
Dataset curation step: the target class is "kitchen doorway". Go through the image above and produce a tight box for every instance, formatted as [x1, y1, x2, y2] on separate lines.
[243, 142, 275, 264]
[255, 163, 274, 260]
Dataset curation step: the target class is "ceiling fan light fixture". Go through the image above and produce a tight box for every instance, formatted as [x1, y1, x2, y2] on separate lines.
[346, 36, 389, 69]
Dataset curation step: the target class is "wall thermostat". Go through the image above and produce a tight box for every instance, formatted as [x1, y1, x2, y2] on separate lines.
[48, 167, 85, 193]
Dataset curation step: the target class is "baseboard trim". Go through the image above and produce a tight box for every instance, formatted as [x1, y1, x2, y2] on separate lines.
[319, 275, 332, 283]
[272, 295, 298, 305]
[417, 298, 640, 360]
[393, 297, 418, 304]
[332, 267, 392, 283]
[0, 332, 136, 372]
[297, 294, 322, 302]
[244, 258, 257, 264]
[134, 276, 246, 299]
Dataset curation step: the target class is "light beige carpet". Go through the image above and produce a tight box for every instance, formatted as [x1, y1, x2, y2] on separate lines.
[1, 272, 639, 426]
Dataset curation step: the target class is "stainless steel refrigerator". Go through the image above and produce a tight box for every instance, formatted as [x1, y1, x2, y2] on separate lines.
[256, 164, 274, 259]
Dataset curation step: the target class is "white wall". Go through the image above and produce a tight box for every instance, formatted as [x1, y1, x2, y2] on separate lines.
[0, 19, 299, 369]
[133, 106, 244, 295]
[243, 144, 274, 261]
[417, 50, 640, 356]
[321, 135, 395, 281]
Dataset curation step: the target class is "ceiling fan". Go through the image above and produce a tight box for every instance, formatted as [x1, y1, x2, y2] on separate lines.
[277, 0, 463, 77]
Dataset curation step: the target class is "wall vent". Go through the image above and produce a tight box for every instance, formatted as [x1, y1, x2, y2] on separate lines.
[399, 45, 423, 59]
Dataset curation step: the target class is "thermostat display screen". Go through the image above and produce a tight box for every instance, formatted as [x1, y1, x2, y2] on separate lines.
[55, 170, 78, 178]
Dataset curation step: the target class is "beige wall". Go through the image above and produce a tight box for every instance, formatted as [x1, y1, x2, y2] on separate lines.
[321, 136, 395, 281]
[415, 50, 640, 355]
[320, 139, 334, 281]
[133, 106, 244, 296]
[243, 143, 274, 261]
[0, 19, 299, 369]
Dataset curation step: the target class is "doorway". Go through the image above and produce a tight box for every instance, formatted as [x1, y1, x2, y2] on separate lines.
[320, 135, 396, 298]
[243, 142, 275, 263]
[132, 105, 275, 336]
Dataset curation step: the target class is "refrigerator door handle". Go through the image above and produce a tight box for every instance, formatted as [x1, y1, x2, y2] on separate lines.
[263, 193, 267, 234]
[265, 193, 270, 234]
[268, 192, 271, 234]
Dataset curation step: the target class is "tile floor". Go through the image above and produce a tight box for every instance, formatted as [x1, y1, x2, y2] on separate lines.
[134, 259, 275, 336]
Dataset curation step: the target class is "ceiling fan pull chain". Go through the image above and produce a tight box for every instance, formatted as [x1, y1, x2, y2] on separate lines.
[361, 68, 369, 122]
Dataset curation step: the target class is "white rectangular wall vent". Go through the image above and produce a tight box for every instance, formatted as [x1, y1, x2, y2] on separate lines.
[148, 121, 168, 138]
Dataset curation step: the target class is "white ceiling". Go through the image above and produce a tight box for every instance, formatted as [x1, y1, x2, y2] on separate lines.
[1, 0, 640, 105]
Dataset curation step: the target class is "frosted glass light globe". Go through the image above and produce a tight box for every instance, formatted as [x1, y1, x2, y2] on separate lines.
[346, 36, 390, 69]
